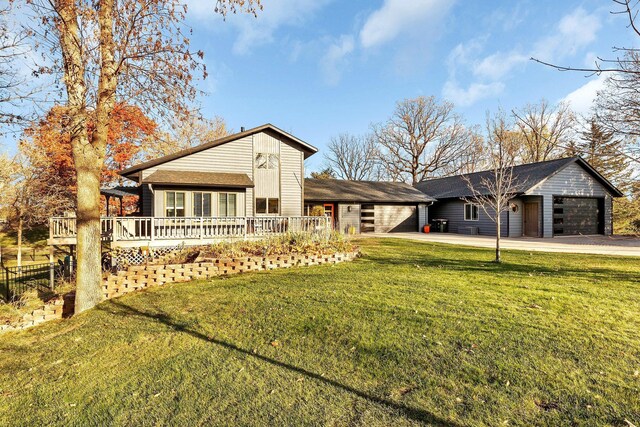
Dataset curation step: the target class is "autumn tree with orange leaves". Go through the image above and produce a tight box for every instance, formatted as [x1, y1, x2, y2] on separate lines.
[21, 103, 157, 203]
[18, 0, 261, 312]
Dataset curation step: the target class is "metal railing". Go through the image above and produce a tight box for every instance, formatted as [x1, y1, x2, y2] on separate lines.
[1, 262, 62, 301]
[50, 216, 331, 243]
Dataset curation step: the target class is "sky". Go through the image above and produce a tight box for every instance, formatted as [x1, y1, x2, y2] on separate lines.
[2, 0, 634, 173]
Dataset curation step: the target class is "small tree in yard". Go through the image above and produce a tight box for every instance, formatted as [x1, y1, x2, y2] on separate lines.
[463, 112, 520, 263]
[4, 155, 73, 268]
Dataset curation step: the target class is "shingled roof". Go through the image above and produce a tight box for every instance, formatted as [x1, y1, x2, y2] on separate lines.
[142, 170, 254, 188]
[415, 157, 623, 199]
[304, 179, 435, 203]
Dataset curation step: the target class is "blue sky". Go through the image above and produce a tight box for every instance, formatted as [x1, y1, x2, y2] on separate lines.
[2, 0, 633, 173]
[183, 0, 632, 172]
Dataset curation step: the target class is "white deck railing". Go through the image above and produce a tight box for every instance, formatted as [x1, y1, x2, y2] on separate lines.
[50, 216, 331, 243]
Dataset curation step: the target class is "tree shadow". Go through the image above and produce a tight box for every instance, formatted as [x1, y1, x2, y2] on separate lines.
[104, 300, 461, 427]
[361, 250, 640, 283]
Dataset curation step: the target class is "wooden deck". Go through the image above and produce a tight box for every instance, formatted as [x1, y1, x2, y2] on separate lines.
[48, 216, 331, 248]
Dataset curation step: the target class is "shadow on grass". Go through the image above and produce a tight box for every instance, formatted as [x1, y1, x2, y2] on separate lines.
[105, 300, 460, 427]
[361, 248, 640, 283]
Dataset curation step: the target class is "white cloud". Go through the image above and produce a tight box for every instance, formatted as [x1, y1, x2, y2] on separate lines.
[442, 80, 504, 107]
[533, 8, 601, 61]
[321, 35, 355, 85]
[561, 74, 607, 115]
[473, 51, 527, 80]
[359, 0, 455, 49]
[185, 0, 331, 55]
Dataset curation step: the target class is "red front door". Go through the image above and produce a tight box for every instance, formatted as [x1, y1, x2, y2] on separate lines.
[323, 203, 335, 228]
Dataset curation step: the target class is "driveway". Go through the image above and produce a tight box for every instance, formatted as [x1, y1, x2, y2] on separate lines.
[369, 232, 640, 257]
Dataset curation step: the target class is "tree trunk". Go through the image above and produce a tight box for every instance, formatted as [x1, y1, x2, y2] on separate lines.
[495, 218, 501, 263]
[17, 216, 23, 269]
[73, 148, 104, 313]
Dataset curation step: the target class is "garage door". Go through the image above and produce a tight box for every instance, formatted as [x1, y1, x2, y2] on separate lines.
[553, 197, 603, 236]
[373, 205, 417, 233]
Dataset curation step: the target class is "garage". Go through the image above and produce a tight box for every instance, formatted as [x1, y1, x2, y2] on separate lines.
[373, 205, 417, 233]
[304, 178, 434, 234]
[553, 197, 604, 236]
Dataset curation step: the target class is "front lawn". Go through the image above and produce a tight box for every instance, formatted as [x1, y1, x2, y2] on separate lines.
[0, 238, 638, 426]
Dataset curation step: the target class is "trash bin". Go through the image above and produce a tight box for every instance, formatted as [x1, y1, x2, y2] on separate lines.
[423, 224, 430, 233]
[431, 219, 449, 233]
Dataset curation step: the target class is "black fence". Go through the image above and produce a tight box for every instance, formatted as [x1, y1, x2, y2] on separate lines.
[1, 262, 67, 302]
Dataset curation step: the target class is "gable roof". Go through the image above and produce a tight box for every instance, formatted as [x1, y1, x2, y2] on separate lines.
[304, 179, 435, 203]
[121, 123, 318, 178]
[142, 170, 254, 188]
[415, 157, 624, 199]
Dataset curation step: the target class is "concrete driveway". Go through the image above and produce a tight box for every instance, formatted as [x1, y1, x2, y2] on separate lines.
[369, 232, 640, 257]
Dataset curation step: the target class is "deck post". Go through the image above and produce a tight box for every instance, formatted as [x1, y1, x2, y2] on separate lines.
[200, 217, 204, 242]
[150, 218, 155, 242]
[49, 245, 55, 290]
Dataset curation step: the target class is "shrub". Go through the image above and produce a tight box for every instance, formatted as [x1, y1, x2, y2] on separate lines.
[164, 232, 356, 264]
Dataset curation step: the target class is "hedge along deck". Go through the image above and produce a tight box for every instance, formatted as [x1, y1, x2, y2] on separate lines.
[1, 250, 360, 334]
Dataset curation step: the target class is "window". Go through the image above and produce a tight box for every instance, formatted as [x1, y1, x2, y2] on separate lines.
[255, 153, 279, 169]
[219, 193, 237, 217]
[256, 198, 279, 215]
[193, 192, 212, 217]
[464, 203, 479, 221]
[165, 192, 185, 217]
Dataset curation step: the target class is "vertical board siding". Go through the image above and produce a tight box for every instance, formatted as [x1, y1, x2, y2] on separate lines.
[526, 163, 611, 237]
[142, 184, 154, 216]
[374, 205, 417, 233]
[429, 199, 507, 237]
[338, 204, 361, 234]
[418, 204, 429, 229]
[280, 141, 304, 216]
[254, 133, 280, 200]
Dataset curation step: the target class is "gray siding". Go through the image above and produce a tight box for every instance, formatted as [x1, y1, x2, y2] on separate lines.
[150, 187, 246, 217]
[374, 205, 417, 233]
[429, 199, 508, 237]
[526, 163, 612, 236]
[338, 203, 360, 234]
[142, 135, 255, 217]
[138, 131, 306, 218]
[253, 132, 280, 200]
[508, 198, 523, 237]
[418, 204, 429, 230]
[280, 140, 304, 216]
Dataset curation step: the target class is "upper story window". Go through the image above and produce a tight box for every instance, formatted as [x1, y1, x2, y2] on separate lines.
[166, 191, 185, 217]
[255, 153, 279, 170]
[464, 203, 479, 221]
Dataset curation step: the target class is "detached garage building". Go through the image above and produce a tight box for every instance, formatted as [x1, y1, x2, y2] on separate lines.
[415, 157, 623, 238]
[304, 179, 434, 233]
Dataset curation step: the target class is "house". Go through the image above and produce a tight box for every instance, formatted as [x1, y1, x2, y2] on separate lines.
[49, 124, 328, 247]
[415, 157, 624, 238]
[304, 179, 434, 233]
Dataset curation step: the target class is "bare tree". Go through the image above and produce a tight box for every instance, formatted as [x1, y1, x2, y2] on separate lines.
[21, 0, 261, 313]
[324, 133, 380, 180]
[309, 167, 335, 179]
[512, 100, 575, 163]
[463, 112, 520, 263]
[145, 115, 230, 159]
[374, 96, 473, 184]
[439, 125, 487, 175]
[530, 1, 640, 164]
[0, 4, 39, 126]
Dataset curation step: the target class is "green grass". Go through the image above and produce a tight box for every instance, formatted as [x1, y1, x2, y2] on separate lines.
[0, 238, 639, 426]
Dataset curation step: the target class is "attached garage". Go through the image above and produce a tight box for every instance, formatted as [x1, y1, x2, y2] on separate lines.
[552, 197, 604, 236]
[374, 205, 417, 233]
[304, 179, 434, 234]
